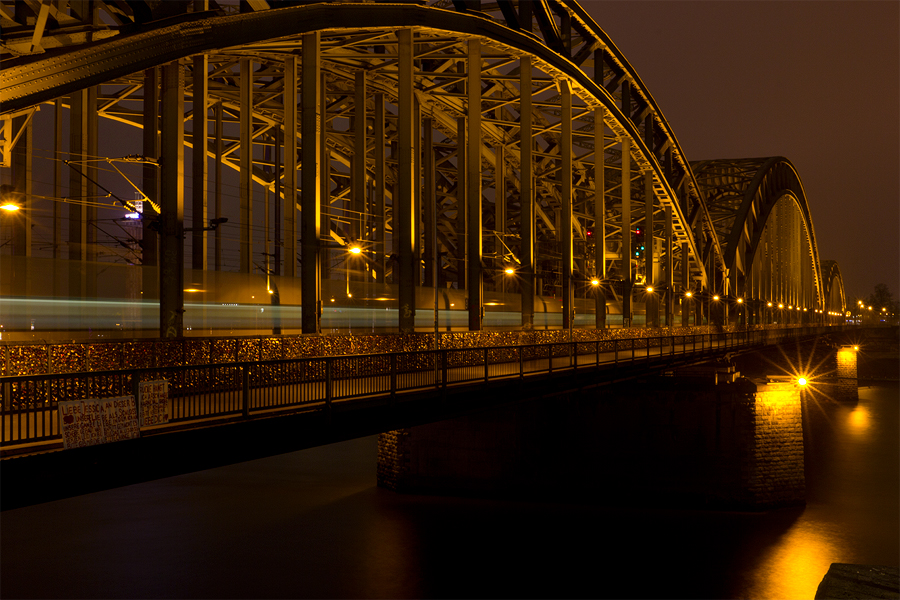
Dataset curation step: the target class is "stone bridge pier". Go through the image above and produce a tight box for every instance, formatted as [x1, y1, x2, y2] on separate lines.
[378, 367, 807, 510]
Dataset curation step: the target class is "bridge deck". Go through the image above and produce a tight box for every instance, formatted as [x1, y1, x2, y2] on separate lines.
[2, 327, 827, 457]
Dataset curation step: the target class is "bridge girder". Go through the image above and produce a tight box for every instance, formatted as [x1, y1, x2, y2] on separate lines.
[691, 157, 839, 323]
[1, 0, 835, 333]
[820, 259, 846, 316]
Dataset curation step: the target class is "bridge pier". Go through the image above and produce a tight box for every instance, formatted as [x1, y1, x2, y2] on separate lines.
[833, 345, 859, 402]
[378, 371, 805, 510]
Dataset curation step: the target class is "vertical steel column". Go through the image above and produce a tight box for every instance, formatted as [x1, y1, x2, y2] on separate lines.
[681, 241, 689, 325]
[413, 99, 422, 286]
[424, 119, 435, 288]
[374, 93, 385, 283]
[53, 98, 62, 260]
[192, 54, 208, 271]
[353, 70, 367, 245]
[466, 39, 482, 330]
[621, 137, 632, 326]
[86, 85, 98, 265]
[283, 56, 297, 279]
[301, 32, 322, 334]
[397, 28, 416, 333]
[664, 206, 673, 326]
[495, 142, 505, 295]
[214, 100, 223, 271]
[644, 172, 657, 327]
[273, 126, 282, 275]
[456, 115, 466, 290]
[160, 61, 185, 338]
[495, 143, 505, 260]
[425, 118, 439, 346]
[560, 80, 574, 333]
[239, 58, 253, 274]
[320, 72, 329, 282]
[520, 57, 534, 329]
[10, 115, 31, 257]
[694, 236, 712, 325]
[68, 89, 89, 263]
[594, 108, 606, 328]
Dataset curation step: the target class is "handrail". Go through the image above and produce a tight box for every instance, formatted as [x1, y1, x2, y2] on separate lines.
[1, 326, 837, 452]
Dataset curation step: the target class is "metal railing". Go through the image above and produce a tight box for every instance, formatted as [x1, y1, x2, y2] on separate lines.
[1, 326, 833, 452]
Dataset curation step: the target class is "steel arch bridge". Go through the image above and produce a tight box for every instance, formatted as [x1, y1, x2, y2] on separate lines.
[0, 0, 846, 337]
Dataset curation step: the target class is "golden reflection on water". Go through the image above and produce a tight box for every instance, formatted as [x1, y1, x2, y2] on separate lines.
[847, 405, 871, 433]
[749, 517, 841, 599]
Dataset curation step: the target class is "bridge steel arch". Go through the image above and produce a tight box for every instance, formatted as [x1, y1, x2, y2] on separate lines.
[0, 0, 828, 336]
[691, 157, 839, 325]
[820, 260, 847, 321]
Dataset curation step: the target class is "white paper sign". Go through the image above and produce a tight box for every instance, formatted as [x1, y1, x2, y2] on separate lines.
[59, 395, 139, 449]
[139, 380, 170, 427]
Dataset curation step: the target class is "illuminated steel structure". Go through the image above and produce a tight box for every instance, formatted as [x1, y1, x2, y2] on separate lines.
[0, 0, 846, 337]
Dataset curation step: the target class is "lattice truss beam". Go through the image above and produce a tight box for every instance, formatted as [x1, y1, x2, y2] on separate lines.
[53, 37, 697, 292]
[691, 158, 825, 311]
[1, 0, 720, 292]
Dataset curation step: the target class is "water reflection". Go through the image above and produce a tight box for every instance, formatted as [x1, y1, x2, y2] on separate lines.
[749, 517, 841, 599]
[0, 387, 896, 599]
[847, 406, 871, 433]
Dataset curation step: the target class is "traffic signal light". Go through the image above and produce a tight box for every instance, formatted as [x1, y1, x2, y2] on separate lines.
[633, 226, 645, 257]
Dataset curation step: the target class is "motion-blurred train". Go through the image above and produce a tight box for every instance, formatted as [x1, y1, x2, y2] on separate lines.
[1, 257, 636, 341]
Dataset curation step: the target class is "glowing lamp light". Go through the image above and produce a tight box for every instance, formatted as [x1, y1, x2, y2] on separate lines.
[778, 303, 784, 309]
[591, 278, 600, 286]
[767, 302, 772, 307]
[736, 298, 743, 303]
[713, 295, 719, 301]
[647, 286, 654, 293]
[349, 246, 362, 254]
[797, 377, 808, 386]
[685, 291, 693, 298]
[1, 203, 20, 212]
[504, 267, 515, 275]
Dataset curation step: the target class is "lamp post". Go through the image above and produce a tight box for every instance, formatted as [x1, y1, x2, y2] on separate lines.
[684, 290, 693, 327]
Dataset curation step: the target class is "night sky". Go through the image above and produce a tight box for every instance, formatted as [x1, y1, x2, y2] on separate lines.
[580, 0, 900, 300]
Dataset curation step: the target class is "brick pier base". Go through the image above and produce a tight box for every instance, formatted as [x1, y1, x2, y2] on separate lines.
[378, 375, 806, 510]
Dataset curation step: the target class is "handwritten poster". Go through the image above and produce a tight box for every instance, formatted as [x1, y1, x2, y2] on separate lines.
[59, 396, 140, 449]
[100, 396, 140, 442]
[59, 399, 105, 449]
[139, 380, 170, 427]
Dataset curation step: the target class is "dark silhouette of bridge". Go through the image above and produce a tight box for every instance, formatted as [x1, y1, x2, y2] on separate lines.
[0, 1, 855, 506]
[1, 0, 846, 339]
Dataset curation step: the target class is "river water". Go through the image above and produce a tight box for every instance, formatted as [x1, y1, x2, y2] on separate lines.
[1, 384, 897, 599]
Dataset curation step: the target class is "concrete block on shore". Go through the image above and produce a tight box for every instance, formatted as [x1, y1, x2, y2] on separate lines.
[815, 563, 900, 599]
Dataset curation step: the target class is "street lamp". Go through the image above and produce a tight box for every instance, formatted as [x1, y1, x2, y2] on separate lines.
[684, 291, 693, 326]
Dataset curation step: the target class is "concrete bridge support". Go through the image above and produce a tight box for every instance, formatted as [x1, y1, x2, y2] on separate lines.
[378, 375, 806, 510]
[833, 345, 859, 402]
